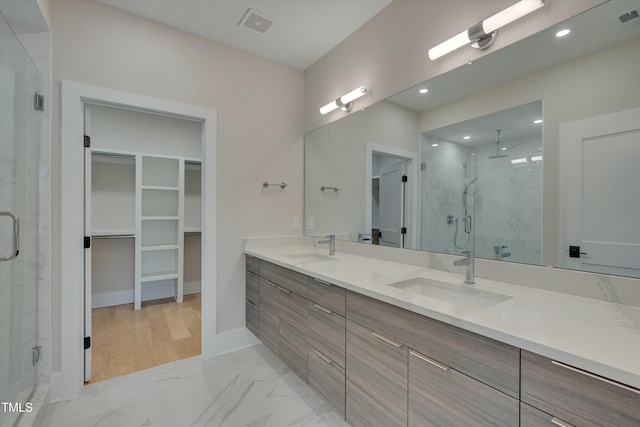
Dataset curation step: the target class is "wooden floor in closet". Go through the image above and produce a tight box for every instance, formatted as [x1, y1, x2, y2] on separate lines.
[87, 293, 202, 384]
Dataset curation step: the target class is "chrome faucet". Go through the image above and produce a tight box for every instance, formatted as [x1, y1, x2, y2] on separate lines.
[318, 234, 335, 256]
[453, 250, 475, 284]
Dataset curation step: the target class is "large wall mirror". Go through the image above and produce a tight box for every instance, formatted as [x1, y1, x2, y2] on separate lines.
[304, 0, 640, 278]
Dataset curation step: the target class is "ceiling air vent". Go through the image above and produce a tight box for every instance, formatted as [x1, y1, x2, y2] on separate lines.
[617, 9, 640, 30]
[238, 8, 274, 34]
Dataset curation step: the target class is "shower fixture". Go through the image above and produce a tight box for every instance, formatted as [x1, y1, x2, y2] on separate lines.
[454, 178, 477, 249]
[488, 129, 508, 159]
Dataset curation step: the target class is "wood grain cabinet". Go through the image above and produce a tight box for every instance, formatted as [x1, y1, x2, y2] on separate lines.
[521, 350, 640, 427]
[408, 349, 519, 427]
[307, 300, 346, 368]
[279, 287, 308, 381]
[346, 319, 407, 427]
[258, 277, 280, 355]
[245, 258, 260, 337]
[520, 403, 570, 427]
[308, 344, 346, 418]
[260, 261, 308, 297]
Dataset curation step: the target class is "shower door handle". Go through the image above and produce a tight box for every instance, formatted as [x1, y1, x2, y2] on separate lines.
[0, 212, 20, 261]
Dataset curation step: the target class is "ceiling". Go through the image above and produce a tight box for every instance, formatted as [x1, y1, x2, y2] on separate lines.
[96, 0, 392, 70]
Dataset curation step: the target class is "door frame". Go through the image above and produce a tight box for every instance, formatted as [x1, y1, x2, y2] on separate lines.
[59, 81, 217, 400]
[366, 143, 418, 249]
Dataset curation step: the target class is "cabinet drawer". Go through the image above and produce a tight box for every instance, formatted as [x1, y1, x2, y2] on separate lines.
[408, 349, 518, 427]
[279, 288, 307, 382]
[246, 299, 259, 337]
[521, 350, 640, 427]
[307, 300, 346, 368]
[308, 344, 345, 418]
[346, 290, 520, 398]
[260, 261, 308, 297]
[308, 277, 345, 316]
[259, 278, 279, 355]
[520, 403, 565, 427]
[346, 320, 407, 427]
[246, 255, 260, 275]
[246, 271, 259, 305]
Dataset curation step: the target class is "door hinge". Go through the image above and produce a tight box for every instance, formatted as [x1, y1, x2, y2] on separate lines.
[401, 227, 407, 234]
[84, 135, 91, 148]
[32, 345, 42, 366]
[402, 175, 408, 183]
[84, 236, 91, 249]
[84, 336, 91, 350]
[34, 92, 44, 111]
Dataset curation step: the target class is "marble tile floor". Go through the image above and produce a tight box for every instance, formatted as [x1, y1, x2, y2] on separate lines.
[35, 344, 349, 427]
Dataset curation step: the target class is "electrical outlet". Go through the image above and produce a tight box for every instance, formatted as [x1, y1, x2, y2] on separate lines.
[306, 216, 314, 230]
[292, 217, 300, 230]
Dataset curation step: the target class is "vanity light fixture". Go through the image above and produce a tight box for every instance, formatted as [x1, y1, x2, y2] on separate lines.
[320, 86, 367, 115]
[511, 158, 529, 164]
[428, 0, 545, 60]
[531, 155, 543, 161]
[556, 29, 571, 37]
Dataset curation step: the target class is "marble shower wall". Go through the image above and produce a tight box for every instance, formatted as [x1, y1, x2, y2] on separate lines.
[474, 133, 542, 264]
[419, 136, 474, 255]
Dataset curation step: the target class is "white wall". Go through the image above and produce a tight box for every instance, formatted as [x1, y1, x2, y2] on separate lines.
[304, 0, 604, 132]
[305, 100, 418, 238]
[419, 36, 640, 265]
[49, 0, 304, 373]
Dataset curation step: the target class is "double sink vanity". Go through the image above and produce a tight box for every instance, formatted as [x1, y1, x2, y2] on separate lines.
[244, 239, 640, 427]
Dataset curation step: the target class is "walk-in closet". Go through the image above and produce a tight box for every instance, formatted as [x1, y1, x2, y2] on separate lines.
[85, 104, 203, 383]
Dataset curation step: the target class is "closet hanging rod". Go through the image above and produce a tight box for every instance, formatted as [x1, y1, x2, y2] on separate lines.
[92, 234, 135, 239]
[184, 231, 201, 236]
[321, 186, 341, 192]
[263, 182, 287, 189]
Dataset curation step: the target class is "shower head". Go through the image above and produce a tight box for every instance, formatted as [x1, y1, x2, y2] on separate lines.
[463, 178, 477, 194]
[489, 129, 508, 159]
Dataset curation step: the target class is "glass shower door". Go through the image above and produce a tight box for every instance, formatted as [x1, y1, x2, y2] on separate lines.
[0, 11, 40, 427]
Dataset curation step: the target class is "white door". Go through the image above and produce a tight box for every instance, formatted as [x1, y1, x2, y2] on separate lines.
[379, 160, 406, 247]
[561, 107, 640, 278]
[83, 106, 92, 382]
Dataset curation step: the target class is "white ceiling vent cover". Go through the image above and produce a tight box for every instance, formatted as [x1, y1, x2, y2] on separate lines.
[239, 8, 275, 34]
[618, 9, 640, 30]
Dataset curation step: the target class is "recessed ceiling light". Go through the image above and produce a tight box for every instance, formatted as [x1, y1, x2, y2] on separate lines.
[534, 119, 543, 124]
[431, 143, 439, 147]
[463, 136, 471, 140]
[419, 88, 428, 94]
[501, 147, 507, 151]
[556, 29, 570, 37]
[511, 158, 528, 164]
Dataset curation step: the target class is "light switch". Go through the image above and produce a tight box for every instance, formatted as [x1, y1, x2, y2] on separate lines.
[292, 217, 300, 230]
[306, 216, 314, 230]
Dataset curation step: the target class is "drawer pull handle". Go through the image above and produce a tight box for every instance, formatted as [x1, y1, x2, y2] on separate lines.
[313, 349, 333, 364]
[313, 304, 332, 314]
[247, 300, 257, 308]
[551, 360, 640, 395]
[314, 278, 332, 286]
[371, 332, 402, 348]
[266, 280, 278, 288]
[551, 417, 575, 427]
[410, 350, 448, 371]
[279, 286, 291, 294]
[247, 271, 256, 276]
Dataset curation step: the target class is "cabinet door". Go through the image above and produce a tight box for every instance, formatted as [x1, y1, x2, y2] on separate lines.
[246, 270, 259, 305]
[246, 299, 259, 337]
[521, 350, 640, 427]
[520, 403, 567, 427]
[259, 278, 279, 355]
[307, 300, 346, 368]
[408, 350, 518, 427]
[279, 287, 307, 382]
[346, 320, 407, 427]
[308, 277, 345, 316]
[260, 261, 308, 297]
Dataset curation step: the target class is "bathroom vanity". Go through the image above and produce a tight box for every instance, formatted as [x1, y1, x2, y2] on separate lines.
[244, 242, 640, 427]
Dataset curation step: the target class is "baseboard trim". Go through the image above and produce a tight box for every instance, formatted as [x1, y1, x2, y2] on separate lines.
[92, 281, 202, 308]
[213, 327, 261, 358]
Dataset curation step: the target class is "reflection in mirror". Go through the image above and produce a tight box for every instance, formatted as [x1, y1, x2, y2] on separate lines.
[420, 101, 542, 264]
[305, 0, 640, 277]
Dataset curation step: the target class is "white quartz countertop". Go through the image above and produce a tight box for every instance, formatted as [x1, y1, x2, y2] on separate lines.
[245, 244, 640, 389]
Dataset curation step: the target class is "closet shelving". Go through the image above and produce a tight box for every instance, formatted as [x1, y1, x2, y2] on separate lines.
[91, 148, 201, 310]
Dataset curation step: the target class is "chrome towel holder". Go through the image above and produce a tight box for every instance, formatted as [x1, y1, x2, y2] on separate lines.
[263, 181, 287, 189]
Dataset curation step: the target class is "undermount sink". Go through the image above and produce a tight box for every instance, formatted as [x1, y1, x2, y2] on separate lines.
[284, 253, 337, 263]
[388, 277, 512, 310]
